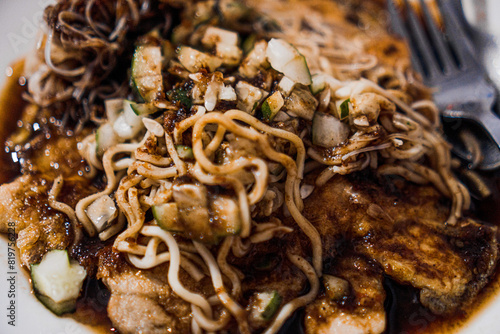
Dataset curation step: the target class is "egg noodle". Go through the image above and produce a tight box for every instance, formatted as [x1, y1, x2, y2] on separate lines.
[33, 0, 471, 332]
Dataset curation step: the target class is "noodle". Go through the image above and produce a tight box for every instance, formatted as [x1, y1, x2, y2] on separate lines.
[25, 0, 476, 332]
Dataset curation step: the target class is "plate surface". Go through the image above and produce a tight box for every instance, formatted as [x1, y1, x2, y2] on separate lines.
[0, 1, 499, 333]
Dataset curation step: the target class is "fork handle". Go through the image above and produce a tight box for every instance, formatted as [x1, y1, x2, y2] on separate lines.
[443, 108, 500, 150]
[475, 111, 500, 150]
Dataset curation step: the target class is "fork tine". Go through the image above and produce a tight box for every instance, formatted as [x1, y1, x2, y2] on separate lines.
[418, 0, 456, 74]
[403, 0, 441, 80]
[435, 0, 477, 70]
[388, 0, 425, 76]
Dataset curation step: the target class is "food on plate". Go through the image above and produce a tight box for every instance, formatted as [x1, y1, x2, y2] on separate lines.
[0, 0, 497, 333]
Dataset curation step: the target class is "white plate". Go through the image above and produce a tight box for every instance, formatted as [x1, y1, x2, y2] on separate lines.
[0, 1, 499, 333]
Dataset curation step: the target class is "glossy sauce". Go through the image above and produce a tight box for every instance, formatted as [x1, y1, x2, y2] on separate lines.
[1, 61, 500, 334]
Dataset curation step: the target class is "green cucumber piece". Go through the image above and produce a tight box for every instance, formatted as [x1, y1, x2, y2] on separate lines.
[30, 250, 87, 316]
[266, 38, 311, 85]
[175, 145, 194, 160]
[152, 203, 184, 233]
[128, 100, 158, 116]
[249, 291, 282, 323]
[261, 91, 284, 121]
[310, 74, 326, 95]
[339, 98, 350, 120]
[35, 294, 77, 316]
[210, 196, 242, 236]
[261, 291, 282, 321]
[96, 123, 119, 157]
[131, 45, 163, 103]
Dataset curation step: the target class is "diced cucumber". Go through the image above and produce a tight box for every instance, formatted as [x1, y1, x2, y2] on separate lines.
[30, 250, 87, 316]
[339, 98, 350, 120]
[113, 100, 145, 139]
[284, 86, 318, 121]
[173, 183, 214, 243]
[202, 27, 239, 48]
[131, 45, 163, 103]
[96, 123, 119, 157]
[35, 295, 78, 316]
[175, 145, 194, 160]
[261, 291, 282, 320]
[128, 101, 158, 116]
[277, 76, 296, 97]
[177, 46, 223, 73]
[261, 91, 284, 121]
[235, 81, 268, 115]
[104, 98, 124, 122]
[113, 115, 136, 140]
[152, 203, 184, 233]
[210, 196, 241, 236]
[266, 38, 311, 85]
[310, 73, 327, 95]
[249, 291, 282, 326]
[242, 34, 257, 54]
[86, 195, 117, 233]
[312, 112, 350, 148]
[123, 100, 143, 127]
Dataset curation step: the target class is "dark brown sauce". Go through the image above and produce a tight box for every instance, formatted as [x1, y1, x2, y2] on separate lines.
[1, 60, 500, 334]
[0, 60, 28, 184]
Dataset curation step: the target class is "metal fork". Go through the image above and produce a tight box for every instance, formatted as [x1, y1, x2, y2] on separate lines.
[388, 0, 500, 169]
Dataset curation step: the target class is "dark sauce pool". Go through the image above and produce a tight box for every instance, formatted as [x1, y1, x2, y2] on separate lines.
[2, 61, 500, 334]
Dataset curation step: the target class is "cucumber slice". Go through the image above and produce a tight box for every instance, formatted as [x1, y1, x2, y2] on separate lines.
[261, 91, 284, 122]
[277, 76, 296, 97]
[310, 73, 327, 95]
[95, 123, 119, 157]
[104, 98, 124, 122]
[177, 46, 223, 73]
[152, 203, 184, 233]
[266, 38, 311, 85]
[249, 291, 282, 325]
[242, 34, 257, 54]
[113, 115, 136, 140]
[111, 100, 145, 140]
[35, 295, 77, 316]
[30, 250, 87, 316]
[312, 112, 350, 148]
[210, 196, 242, 236]
[339, 98, 350, 120]
[261, 291, 282, 321]
[175, 145, 194, 160]
[131, 45, 163, 103]
[128, 101, 158, 116]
